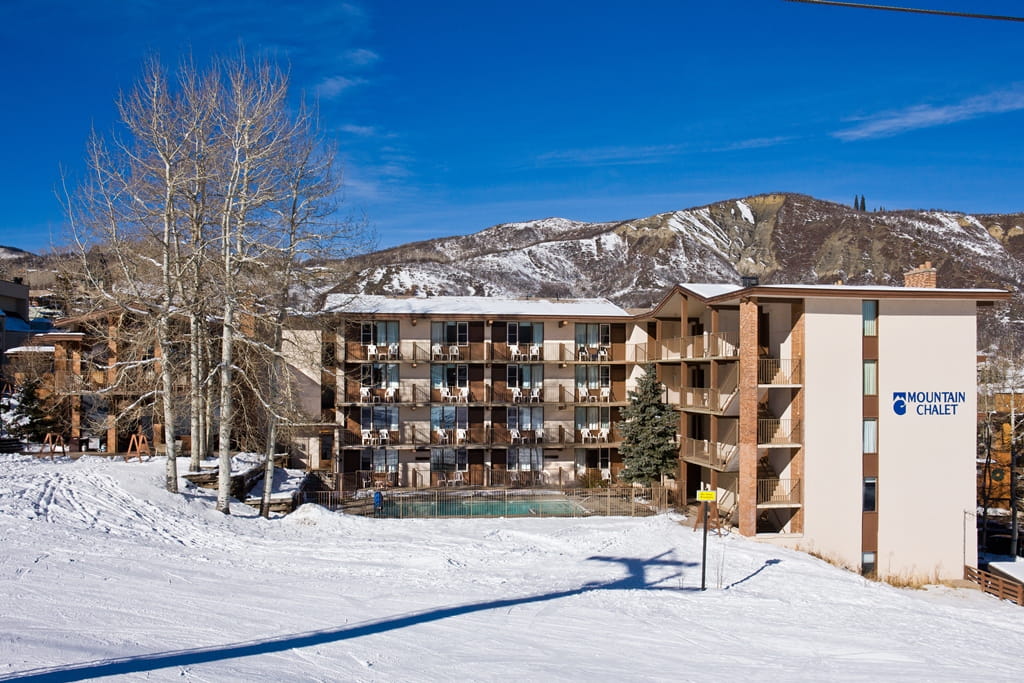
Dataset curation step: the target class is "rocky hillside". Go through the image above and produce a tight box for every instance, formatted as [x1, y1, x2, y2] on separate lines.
[331, 193, 1023, 309]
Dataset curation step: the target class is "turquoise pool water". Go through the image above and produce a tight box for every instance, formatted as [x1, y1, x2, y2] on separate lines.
[379, 496, 585, 518]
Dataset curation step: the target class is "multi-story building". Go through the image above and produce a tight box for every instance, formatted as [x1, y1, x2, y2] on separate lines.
[293, 266, 1007, 581]
[288, 294, 641, 489]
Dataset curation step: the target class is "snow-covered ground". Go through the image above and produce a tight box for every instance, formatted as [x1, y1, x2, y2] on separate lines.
[1, 453, 1023, 682]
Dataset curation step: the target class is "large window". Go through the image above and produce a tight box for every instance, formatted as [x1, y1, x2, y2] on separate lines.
[576, 364, 610, 389]
[432, 321, 468, 346]
[431, 405, 468, 431]
[507, 364, 543, 388]
[575, 323, 610, 347]
[863, 477, 878, 512]
[361, 405, 399, 430]
[575, 406, 611, 430]
[361, 363, 399, 388]
[862, 300, 878, 337]
[863, 360, 877, 396]
[508, 447, 543, 471]
[431, 363, 468, 388]
[863, 419, 877, 454]
[431, 447, 468, 472]
[507, 322, 544, 346]
[360, 447, 398, 473]
[361, 321, 398, 346]
[509, 406, 544, 431]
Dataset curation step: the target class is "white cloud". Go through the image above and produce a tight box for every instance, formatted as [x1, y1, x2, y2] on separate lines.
[717, 136, 793, 151]
[535, 144, 688, 168]
[316, 75, 366, 99]
[340, 124, 378, 136]
[833, 85, 1024, 141]
[345, 48, 379, 66]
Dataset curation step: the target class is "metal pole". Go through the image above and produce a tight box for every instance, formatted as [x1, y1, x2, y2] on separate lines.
[701, 501, 709, 591]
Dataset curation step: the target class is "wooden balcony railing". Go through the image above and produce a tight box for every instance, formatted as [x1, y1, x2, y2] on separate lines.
[678, 386, 736, 412]
[681, 438, 738, 470]
[757, 478, 801, 505]
[681, 333, 738, 360]
[758, 358, 802, 385]
[757, 419, 801, 445]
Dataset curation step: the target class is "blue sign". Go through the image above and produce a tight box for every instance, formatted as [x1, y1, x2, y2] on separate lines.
[892, 391, 966, 416]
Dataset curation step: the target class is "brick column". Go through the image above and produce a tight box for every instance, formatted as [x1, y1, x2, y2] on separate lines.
[738, 298, 759, 536]
[790, 302, 805, 534]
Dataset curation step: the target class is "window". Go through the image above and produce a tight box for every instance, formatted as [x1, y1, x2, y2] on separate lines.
[508, 447, 543, 471]
[507, 364, 543, 388]
[361, 447, 398, 472]
[431, 405, 468, 431]
[861, 551, 877, 577]
[431, 321, 468, 346]
[863, 477, 877, 512]
[430, 447, 468, 472]
[509, 406, 544, 430]
[575, 406, 611, 430]
[863, 360, 877, 396]
[361, 321, 398, 346]
[575, 448, 611, 470]
[507, 322, 544, 346]
[575, 323, 611, 347]
[575, 364, 611, 389]
[431, 363, 468, 388]
[361, 363, 399, 388]
[863, 419, 877, 454]
[862, 300, 878, 337]
[361, 405, 398, 430]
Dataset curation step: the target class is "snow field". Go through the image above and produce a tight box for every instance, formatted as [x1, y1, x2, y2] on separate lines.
[1, 453, 1022, 681]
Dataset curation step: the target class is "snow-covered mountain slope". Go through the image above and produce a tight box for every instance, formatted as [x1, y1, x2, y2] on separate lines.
[334, 194, 1024, 309]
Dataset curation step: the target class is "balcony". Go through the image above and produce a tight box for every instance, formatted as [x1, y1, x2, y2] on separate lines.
[758, 358, 802, 385]
[681, 333, 738, 360]
[681, 437, 739, 471]
[756, 478, 802, 507]
[757, 419, 801, 446]
[678, 386, 736, 412]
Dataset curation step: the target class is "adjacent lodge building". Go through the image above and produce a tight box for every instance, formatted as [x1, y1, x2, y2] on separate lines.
[2, 264, 1009, 581]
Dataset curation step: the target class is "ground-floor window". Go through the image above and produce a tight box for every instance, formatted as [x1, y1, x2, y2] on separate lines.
[360, 447, 398, 473]
[861, 551, 877, 577]
[575, 447, 610, 470]
[508, 446, 543, 471]
[431, 447, 468, 472]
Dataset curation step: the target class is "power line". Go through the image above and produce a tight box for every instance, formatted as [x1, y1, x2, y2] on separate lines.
[784, 0, 1024, 22]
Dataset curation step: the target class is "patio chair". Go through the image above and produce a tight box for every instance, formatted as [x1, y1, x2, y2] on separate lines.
[432, 343, 446, 360]
[458, 386, 469, 403]
[600, 387, 611, 402]
[529, 344, 542, 361]
[360, 387, 371, 403]
[384, 387, 396, 402]
[361, 473, 373, 489]
[451, 470, 465, 486]
[509, 428, 522, 444]
[597, 428, 609, 442]
[511, 387, 523, 403]
[366, 344, 379, 360]
[533, 428, 544, 443]
[436, 428, 449, 444]
[361, 429, 377, 445]
[597, 346, 609, 361]
[440, 386, 455, 402]
[508, 344, 521, 361]
[378, 428, 391, 445]
[580, 428, 593, 443]
[437, 471, 449, 487]
[455, 428, 468, 444]
[448, 345, 461, 360]
[529, 387, 542, 403]
[387, 342, 400, 359]
[578, 346, 590, 361]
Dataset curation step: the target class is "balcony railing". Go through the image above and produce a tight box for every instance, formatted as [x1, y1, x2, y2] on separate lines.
[678, 386, 736, 412]
[757, 478, 802, 506]
[681, 438, 739, 470]
[681, 333, 738, 360]
[757, 419, 801, 445]
[758, 358, 802, 385]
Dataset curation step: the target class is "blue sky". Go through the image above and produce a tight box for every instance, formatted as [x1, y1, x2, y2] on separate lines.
[2, 1, 1024, 255]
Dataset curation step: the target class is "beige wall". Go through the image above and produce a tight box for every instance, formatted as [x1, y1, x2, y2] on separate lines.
[877, 300, 977, 580]
[798, 297, 864, 569]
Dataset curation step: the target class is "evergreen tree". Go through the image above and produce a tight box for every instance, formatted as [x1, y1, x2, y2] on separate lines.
[619, 364, 679, 484]
[860, 196, 867, 212]
[11, 379, 56, 442]
[854, 194, 859, 210]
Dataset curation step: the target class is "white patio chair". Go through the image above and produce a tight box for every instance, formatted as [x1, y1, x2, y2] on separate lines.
[598, 346, 609, 361]
[366, 344, 379, 360]
[511, 387, 523, 403]
[437, 471, 449, 486]
[384, 387, 396, 403]
[387, 342, 400, 359]
[439, 386, 454, 402]
[361, 429, 377, 445]
[378, 428, 390, 445]
[360, 387, 372, 403]
[432, 343, 446, 360]
[508, 344, 521, 361]
[436, 428, 449, 444]
[529, 387, 542, 403]
[448, 345, 461, 360]
[458, 386, 469, 403]
[455, 428, 467, 444]
[597, 428, 609, 442]
[509, 428, 522, 444]
[580, 428, 593, 443]
[600, 387, 611, 402]
[533, 428, 544, 443]
[578, 346, 590, 361]
[529, 344, 541, 361]
[451, 471, 464, 486]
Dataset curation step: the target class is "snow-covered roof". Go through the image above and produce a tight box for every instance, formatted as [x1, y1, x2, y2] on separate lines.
[676, 282, 1009, 303]
[5, 345, 54, 353]
[679, 284, 743, 298]
[324, 294, 632, 318]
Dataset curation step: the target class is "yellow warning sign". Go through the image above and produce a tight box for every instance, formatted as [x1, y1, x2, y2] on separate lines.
[697, 490, 717, 502]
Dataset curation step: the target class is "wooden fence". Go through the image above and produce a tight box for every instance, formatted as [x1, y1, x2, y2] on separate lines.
[964, 565, 1024, 606]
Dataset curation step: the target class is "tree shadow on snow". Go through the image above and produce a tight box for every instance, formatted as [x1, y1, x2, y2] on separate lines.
[3, 551, 699, 682]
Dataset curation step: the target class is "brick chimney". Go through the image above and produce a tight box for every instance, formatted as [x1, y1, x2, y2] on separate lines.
[903, 261, 937, 288]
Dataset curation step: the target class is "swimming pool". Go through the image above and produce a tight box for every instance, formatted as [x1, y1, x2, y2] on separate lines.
[377, 494, 588, 518]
